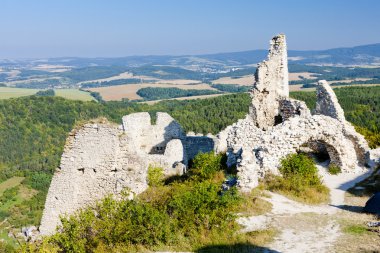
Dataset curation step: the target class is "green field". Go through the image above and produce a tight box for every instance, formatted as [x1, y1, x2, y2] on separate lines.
[0, 177, 24, 196]
[0, 87, 95, 101]
[54, 89, 95, 101]
[0, 177, 26, 248]
[0, 87, 38, 99]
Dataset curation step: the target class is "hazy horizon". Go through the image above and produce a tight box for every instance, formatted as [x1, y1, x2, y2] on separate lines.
[1, 0, 380, 59]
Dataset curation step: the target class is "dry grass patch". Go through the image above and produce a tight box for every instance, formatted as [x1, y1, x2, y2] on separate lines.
[238, 188, 272, 216]
[212, 75, 254, 86]
[262, 174, 330, 205]
[332, 192, 380, 252]
[261, 153, 330, 205]
[334, 212, 379, 252]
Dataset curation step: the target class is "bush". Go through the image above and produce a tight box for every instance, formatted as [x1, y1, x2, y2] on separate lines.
[328, 164, 342, 175]
[0, 186, 19, 204]
[35, 89, 55, 97]
[264, 153, 329, 204]
[189, 152, 225, 180]
[147, 166, 164, 187]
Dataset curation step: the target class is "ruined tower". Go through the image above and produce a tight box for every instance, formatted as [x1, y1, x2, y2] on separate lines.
[249, 34, 289, 129]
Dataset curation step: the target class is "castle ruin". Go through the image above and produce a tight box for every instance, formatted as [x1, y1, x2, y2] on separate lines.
[40, 34, 372, 235]
[226, 34, 369, 191]
[39, 113, 217, 235]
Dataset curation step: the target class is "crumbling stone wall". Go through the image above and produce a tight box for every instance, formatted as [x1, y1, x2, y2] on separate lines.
[122, 112, 184, 155]
[249, 34, 289, 129]
[40, 123, 149, 235]
[183, 136, 215, 161]
[227, 114, 362, 191]
[226, 34, 370, 192]
[40, 113, 219, 235]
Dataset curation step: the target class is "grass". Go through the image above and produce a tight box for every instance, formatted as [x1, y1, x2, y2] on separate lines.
[0, 177, 24, 196]
[238, 188, 272, 216]
[334, 214, 380, 252]
[343, 224, 369, 235]
[191, 229, 277, 253]
[0, 230, 18, 249]
[261, 153, 330, 205]
[0, 87, 94, 101]
[328, 164, 342, 175]
[262, 174, 330, 204]
[54, 89, 95, 101]
[0, 87, 38, 99]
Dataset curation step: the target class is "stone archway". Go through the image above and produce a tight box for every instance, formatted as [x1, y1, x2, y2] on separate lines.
[228, 115, 362, 192]
[303, 140, 342, 167]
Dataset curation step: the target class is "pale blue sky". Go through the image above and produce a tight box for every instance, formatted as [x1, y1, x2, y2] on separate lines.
[1, 0, 379, 58]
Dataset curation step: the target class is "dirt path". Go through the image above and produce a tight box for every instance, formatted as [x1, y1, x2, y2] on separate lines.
[237, 166, 372, 253]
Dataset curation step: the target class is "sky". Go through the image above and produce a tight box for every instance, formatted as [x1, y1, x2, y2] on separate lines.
[1, 0, 380, 58]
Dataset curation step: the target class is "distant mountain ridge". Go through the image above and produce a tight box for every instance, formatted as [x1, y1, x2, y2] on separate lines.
[2, 43, 380, 68]
[197, 43, 380, 66]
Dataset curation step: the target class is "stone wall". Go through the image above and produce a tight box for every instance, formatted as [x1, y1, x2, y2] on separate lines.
[183, 136, 215, 161]
[227, 114, 364, 191]
[40, 123, 149, 235]
[249, 34, 289, 129]
[122, 112, 184, 155]
[226, 34, 370, 192]
[40, 112, 224, 235]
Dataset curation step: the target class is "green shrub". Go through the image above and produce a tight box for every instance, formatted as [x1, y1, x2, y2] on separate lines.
[279, 153, 322, 188]
[0, 241, 16, 253]
[0, 186, 19, 204]
[35, 89, 55, 97]
[189, 152, 225, 180]
[23, 172, 52, 191]
[147, 166, 164, 187]
[328, 164, 342, 175]
[264, 153, 329, 204]
[49, 197, 173, 252]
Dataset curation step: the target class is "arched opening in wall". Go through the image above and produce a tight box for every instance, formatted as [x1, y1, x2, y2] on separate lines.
[274, 115, 283, 126]
[299, 140, 341, 168]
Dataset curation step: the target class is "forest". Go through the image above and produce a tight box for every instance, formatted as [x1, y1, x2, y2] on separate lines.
[81, 78, 155, 88]
[136, 87, 221, 101]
